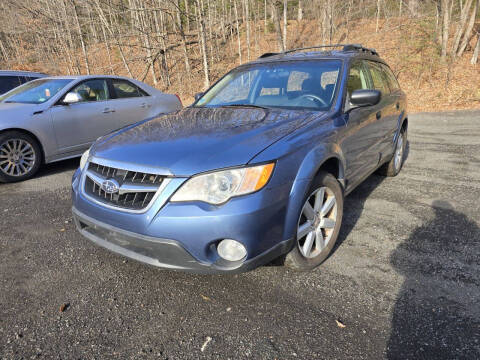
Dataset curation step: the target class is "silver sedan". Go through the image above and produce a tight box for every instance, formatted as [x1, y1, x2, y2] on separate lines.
[0, 75, 182, 182]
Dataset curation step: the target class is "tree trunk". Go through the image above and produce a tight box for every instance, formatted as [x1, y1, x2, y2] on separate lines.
[471, 32, 480, 64]
[72, 0, 90, 74]
[441, 0, 450, 61]
[245, 0, 250, 60]
[196, 0, 210, 88]
[271, 1, 284, 52]
[233, 0, 242, 63]
[283, 0, 287, 50]
[298, 0, 303, 20]
[451, 0, 474, 56]
[457, 0, 478, 57]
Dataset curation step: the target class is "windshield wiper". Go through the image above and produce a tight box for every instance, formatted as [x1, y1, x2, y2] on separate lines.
[220, 104, 269, 110]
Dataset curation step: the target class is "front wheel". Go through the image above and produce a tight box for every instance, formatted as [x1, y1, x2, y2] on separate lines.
[0, 131, 42, 183]
[285, 171, 344, 271]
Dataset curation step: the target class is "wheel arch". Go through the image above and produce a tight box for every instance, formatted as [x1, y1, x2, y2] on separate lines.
[282, 144, 346, 244]
[0, 128, 45, 164]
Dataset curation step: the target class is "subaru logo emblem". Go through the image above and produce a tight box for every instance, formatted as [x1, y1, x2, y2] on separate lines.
[101, 179, 120, 194]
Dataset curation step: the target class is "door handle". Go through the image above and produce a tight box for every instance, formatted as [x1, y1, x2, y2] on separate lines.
[376, 111, 382, 119]
[141, 103, 150, 109]
[396, 102, 400, 110]
[102, 108, 115, 114]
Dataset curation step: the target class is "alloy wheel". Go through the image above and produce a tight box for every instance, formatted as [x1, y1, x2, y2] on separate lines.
[394, 132, 404, 172]
[0, 138, 36, 177]
[297, 186, 338, 259]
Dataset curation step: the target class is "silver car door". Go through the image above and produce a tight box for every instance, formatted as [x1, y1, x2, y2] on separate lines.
[49, 79, 111, 152]
[105, 78, 152, 128]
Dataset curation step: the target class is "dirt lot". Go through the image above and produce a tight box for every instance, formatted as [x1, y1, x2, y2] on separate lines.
[0, 110, 479, 359]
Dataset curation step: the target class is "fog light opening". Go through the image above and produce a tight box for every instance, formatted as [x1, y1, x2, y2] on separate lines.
[217, 239, 247, 262]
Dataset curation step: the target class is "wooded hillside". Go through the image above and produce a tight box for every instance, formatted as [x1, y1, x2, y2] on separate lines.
[0, 0, 479, 112]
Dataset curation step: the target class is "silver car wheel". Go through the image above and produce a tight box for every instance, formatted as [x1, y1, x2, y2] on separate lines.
[394, 132, 404, 172]
[297, 186, 338, 259]
[0, 138, 36, 177]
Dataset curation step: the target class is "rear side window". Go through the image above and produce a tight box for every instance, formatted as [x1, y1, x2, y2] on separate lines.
[0, 76, 21, 94]
[367, 62, 390, 95]
[380, 64, 400, 92]
[111, 79, 148, 99]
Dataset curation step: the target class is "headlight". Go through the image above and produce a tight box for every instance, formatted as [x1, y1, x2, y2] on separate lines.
[171, 163, 275, 205]
[79, 149, 90, 170]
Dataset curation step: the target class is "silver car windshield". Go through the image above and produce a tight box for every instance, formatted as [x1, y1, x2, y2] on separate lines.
[195, 60, 342, 111]
[0, 79, 73, 104]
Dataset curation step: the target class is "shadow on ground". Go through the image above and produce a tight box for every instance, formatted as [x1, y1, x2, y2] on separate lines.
[387, 200, 480, 359]
[35, 158, 79, 178]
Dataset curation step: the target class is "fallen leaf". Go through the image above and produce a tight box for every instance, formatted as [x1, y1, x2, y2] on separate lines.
[59, 228, 65, 232]
[200, 295, 211, 301]
[59, 303, 70, 312]
[335, 319, 346, 328]
[201, 336, 212, 352]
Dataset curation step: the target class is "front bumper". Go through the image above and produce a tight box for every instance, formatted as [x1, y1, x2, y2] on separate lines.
[72, 206, 293, 274]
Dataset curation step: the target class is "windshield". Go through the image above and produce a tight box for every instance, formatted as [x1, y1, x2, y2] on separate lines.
[0, 79, 72, 104]
[195, 60, 342, 110]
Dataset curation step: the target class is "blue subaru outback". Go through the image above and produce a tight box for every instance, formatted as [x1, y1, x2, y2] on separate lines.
[72, 44, 407, 273]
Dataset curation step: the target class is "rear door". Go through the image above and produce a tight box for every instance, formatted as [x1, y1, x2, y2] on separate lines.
[104, 78, 153, 128]
[341, 60, 381, 185]
[366, 61, 397, 160]
[49, 78, 111, 152]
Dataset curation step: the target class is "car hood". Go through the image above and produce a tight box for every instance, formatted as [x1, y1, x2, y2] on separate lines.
[92, 106, 323, 176]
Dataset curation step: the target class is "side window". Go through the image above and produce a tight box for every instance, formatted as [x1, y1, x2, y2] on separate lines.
[346, 62, 370, 101]
[111, 79, 147, 99]
[0, 76, 22, 94]
[70, 79, 109, 102]
[368, 62, 390, 95]
[381, 64, 400, 92]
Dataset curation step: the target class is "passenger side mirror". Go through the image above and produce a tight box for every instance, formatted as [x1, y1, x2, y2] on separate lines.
[63, 92, 82, 105]
[194, 92, 204, 101]
[350, 89, 381, 108]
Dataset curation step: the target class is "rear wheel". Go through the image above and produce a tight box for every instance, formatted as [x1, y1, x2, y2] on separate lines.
[378, 127, 407, 177]
[285, 171, 343, 270]
[0, 131, 42, 183]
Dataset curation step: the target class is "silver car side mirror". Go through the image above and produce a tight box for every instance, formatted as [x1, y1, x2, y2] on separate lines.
[63, 92, 82, 105]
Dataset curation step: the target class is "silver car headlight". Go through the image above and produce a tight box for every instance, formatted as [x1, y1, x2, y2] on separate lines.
[79, 149, 90, 170]
[171, 163, 275, 205]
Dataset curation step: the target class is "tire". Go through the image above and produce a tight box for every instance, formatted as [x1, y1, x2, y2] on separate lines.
[377, 127, 407, 177]
[285, 171, 344, 271]
[0, 131, 42, 183]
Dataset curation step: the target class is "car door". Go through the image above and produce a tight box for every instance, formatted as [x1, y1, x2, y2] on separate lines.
[366, 61, 397, 161]
[340, 60, 382, 186]
[49, 78, 112, 152]
[104, 78, 153, 128]
[380, 63, 405, 157]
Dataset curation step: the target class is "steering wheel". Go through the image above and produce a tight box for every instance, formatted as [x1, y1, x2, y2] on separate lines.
[296, 94, 328, 108]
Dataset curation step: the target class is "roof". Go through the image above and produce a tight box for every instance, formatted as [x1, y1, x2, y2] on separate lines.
[247, 44, 385, 66]
[0, 70, 47, 77]
[40, 74, 138, 81]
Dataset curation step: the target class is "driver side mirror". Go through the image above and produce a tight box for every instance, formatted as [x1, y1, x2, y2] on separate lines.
[349, 89, 381, 108]
[63, 92, 82, 105]
[194, 92, 204, 101]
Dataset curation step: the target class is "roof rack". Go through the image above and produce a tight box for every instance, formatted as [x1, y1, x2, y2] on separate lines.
[258, 44, 378, 59]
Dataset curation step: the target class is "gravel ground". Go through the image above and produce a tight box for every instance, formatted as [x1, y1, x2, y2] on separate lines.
[0, 110, 479, 359]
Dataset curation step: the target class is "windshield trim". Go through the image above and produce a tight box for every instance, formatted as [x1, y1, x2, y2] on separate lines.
[191, 59, 345, 111]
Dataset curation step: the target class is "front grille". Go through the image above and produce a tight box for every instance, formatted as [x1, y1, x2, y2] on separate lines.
[84, 162, 164, 211]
